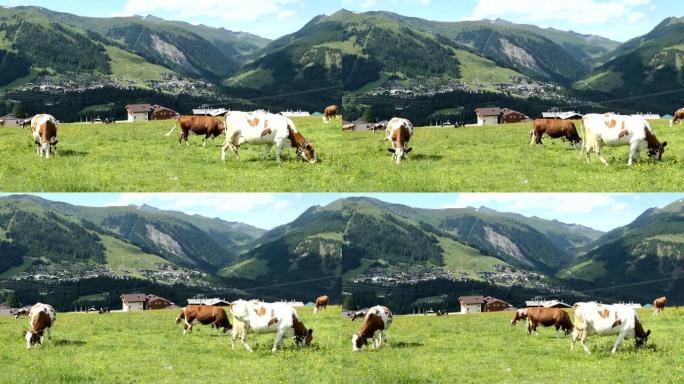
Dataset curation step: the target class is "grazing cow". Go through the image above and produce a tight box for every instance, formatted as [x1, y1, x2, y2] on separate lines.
[176, 305, 232, 335]
[653, 297, 667, 315]
[165, 115, 225, 147]
[671, 108, 684, 126]
[511, 307, 573, 337]
[581, 114, 667, 166]
[21, 119, 31, 128]
[230, 318, 252, 351]
[25, 303, 56, 349]
[530, 119, 582, 147]
[324, 105, 338, 123]
[314, 295, 329, 314]
[31, 114, 58, 158]
[14, 307, 30, 319]
[229, 300, 313, 352]
[571, 302, 650, 354]
[352, 305, 393, 352]
[222, 111, 317, 164]
[385, 117, 414, 164]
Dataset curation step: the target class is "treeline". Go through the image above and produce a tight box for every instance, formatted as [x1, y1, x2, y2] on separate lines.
[4, 210, 105, 263]
[3, 277, 209, 312]
[0, 49, 31, 86]
[342, 213, 443, 271]
[0, 18, 111, 74]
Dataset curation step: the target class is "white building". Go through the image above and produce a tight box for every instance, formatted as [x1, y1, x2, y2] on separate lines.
[121, 293, 147, 312]
[280, 110, 311, 117]
[125, 104, 153, 122]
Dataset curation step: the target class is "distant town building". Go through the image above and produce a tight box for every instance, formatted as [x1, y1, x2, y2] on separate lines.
[631, 113, 661, 120]
[192, 107, 229, 117]
[475, 107, 529, 126]
[541, 111, 583, 120]
[121, 293, 175, 311]
[0, 114, 24, 127]
[459, 295, 512, 313]
[126, 104, 178, 122]
[280, 110, 311, 117]
[187, 298, 231, 307]
[525, 299, 572, 308]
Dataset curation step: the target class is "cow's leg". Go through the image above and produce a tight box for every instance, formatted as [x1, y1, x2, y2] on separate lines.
[241, 332, 253, 352]
[221, 138, 240, 162]
[272, 329, 285, 353]
[184, 319, 193, 335]
[580, 332, 591, 354]
[380, 330, 387, 348]
[203, 137, 208, 147]
[596, 148, 609, 166]
[47, 327, 52, 341]
[611, 332, 627, 354]
[275, 143, 283, 164]
[262, 144, 273, 160]
[627, 142, 639, 166]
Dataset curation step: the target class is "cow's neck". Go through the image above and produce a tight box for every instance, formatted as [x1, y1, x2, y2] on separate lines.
[634, 317, 647, 338]
[291, 314, 307, 338]
[644, 127, 659, 148]
[288, 127, 306, 149]
[358, 314, 384, 339]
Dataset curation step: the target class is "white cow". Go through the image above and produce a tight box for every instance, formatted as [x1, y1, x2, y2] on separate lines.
[352, 305, 393, 352]
[221, 111, 317, 163]
[31, 114, 59, 158]
[581, 114, 667, 166]
[571, 302, 651, 354]
[25, 303, 57, 349]
[229, 300, 313, 352]
[385, 118, 414, 164]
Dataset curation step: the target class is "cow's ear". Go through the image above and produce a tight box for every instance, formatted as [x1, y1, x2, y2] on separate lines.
[308, 329, 313, 335]
[662, 142, 668, 148]
[406, 147, 413, 153]
[388, 148, 396, 153]
[646, 330, 651, 336]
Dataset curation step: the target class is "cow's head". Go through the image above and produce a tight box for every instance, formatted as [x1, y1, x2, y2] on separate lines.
[511, 308, 528, 325]
[295, 328, 313, 347]
[636, 329, 651, 347]
[175, 310, 185, 324]
[388, 147, 413, 164]
[352, 332, 367, 352]
[297, 141, 317, 164]
[648, 141, 667, 161]
[25, 330, 42, 348]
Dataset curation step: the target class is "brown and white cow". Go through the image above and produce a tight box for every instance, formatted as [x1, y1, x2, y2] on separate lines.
[25, 303, 56, 349]
[176, 305, 232, 335]
[653, 297, 667, 315]
[352, 305, 393, 352]
[571, 302, 650, 354]
[385, 117, 414, 164]
[314, 295, 329, 314]
[324, 105, 338, 123]
[671, 108, 684, 126]
[511, 307, 573, 337]
[165, 115, 225, 147]
[530, 119, 582, 147]
[31, 114, 58, 158]
[229, 300, 313, 352]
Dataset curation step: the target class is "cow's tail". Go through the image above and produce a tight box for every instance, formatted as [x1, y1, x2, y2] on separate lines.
[164, 121, 179, 137]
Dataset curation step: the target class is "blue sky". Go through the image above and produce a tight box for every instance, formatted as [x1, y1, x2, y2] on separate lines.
[4, 193, 682, 231]
[1, 0, 680, 41]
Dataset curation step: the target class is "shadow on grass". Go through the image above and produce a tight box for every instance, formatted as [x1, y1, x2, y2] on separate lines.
[54, 339, 87, 347]
[412, 154, 444, 161]
[58, 149, 89, 157]
[391, 341, 424, 349]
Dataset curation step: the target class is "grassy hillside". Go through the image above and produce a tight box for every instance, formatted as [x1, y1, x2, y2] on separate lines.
[0, 118, 342, 192]
[0, 306, 342, 383]
[340, 309, 684, 382]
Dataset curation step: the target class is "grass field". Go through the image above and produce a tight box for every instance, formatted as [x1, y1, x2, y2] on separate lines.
[2, 118, 682, 192]
[340, 119, 684, 191]
[0, 306, 343, 383]
[339, 308, 684, 383]
[0, 117, 342, 192]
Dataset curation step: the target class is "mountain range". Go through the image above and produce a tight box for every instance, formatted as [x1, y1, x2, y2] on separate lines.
[3, 6, 684, 121]
[3, 195, 681, 309]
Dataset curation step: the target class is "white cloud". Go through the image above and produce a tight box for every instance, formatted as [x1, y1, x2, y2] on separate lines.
[445, 193, 632, 215]
[105, 193, 292, 214]
[462, 0, 651, 25]
[118, 0, 303, 23]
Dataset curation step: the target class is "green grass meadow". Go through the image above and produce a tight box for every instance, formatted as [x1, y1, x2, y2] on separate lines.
[2, 118, 682, 191]
[0, 306, 343, 383]
[339, 308, 684, 383]
[340, 119, 684, 192]
[0, 117, 342, 192]
[2, 306, 683, 383]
